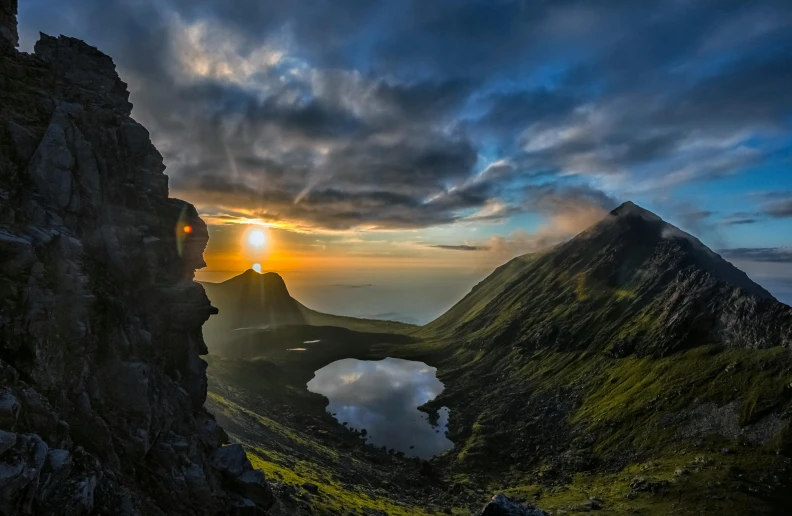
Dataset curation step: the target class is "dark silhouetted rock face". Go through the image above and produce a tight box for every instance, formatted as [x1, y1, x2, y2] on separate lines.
[0, 0, 17, 52]
[201, 270, 307, 350]
[0, 3, 272, 514]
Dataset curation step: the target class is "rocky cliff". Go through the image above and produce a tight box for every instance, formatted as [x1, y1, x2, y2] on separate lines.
[0, 2, 273, 513]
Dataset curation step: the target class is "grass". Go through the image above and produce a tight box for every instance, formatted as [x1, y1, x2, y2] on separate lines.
[247, 449, 434, 516]
[207, 388, 456, 515]
[208, 392, 341, 458]
[501, 450, 778, 516]
[406, 342, 792, 514]
[571, 345, 792, 447]
[204, 287, 792, 515]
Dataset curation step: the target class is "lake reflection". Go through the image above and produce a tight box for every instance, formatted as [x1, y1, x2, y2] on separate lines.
[307, 358, 454, 458]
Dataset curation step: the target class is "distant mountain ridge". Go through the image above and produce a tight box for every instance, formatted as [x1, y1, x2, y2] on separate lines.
[200, 269, 415, 353]
[424, 201, 792, 356]
[202, 270, 307, 332]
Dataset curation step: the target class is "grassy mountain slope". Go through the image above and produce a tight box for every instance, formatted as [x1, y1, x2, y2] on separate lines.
[420, 253, 540, 337]
[300, 305, 416, 335]
[206, 355, 467, 515]
[383, 202, 792, 514]
[422, 201, 791, 356]
[202, 202, 792, 514]
[204, 336, 485, 515]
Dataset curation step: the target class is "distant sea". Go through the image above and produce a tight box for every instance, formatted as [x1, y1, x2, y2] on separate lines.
[196, 259, 792, 326]
[197, 268, 490, 326]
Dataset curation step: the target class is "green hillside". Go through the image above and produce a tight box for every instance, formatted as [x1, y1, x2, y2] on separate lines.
[203, 202, 792, 514]
[420, 253, 540, 337]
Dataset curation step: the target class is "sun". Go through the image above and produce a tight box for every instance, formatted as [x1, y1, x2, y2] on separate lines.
[247, 229, 266, 248]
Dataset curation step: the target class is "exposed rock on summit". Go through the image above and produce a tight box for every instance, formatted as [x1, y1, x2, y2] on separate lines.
[0, 2, 272, 513]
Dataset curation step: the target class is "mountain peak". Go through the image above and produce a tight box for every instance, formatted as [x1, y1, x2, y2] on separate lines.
[234, 269, 284, 282]
[429, 201, 792, 354]
[201, 270, 306, 340]
[609, 201, 663, 222]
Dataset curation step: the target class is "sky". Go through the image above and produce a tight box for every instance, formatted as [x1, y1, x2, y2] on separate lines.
[18, 0, 792, 318]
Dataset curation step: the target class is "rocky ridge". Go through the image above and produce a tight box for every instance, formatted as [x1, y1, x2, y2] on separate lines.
[0, 2, 273, 514]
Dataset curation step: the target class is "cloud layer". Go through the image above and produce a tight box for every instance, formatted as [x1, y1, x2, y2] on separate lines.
[19, 0, 792, 234]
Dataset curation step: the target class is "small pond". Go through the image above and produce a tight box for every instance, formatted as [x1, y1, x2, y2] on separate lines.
[306, 357, 454, 458]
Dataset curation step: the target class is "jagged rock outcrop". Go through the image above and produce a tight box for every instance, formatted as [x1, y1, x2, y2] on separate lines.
[0, 3, 272, 514]
[0, 0, 17, 52]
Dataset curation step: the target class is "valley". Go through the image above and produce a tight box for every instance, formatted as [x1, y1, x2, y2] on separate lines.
[4, 4, 791, 515]
[202, 202, 792, 515]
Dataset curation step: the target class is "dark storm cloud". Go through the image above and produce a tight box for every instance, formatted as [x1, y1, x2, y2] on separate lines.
[18, 0, 792, 230]
[428, 245, 489, 251]
[509, 53, 792, 180]
[721, 248, 792, 263]
[178, 176, 490, 230]
[764, 199, 792, 218]
[723, 219, 758, 226]
[473, 87, 581, 141]
[743, 193, 792, 220]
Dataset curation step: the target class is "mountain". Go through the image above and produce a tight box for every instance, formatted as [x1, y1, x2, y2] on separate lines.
[194, 201, 792, 514]
[421, 253, 540, 337]
[202, 270, 308, 333]
[424, 201, 792, 356]
[0, 7, 273, 514]
[404, 202, 792, 514]
[200, 270, 416, 354]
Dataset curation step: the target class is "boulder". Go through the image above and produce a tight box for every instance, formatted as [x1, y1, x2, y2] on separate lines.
[302, 482, 319, 494]
[480, 494, 546, 516]
[213, 445, 274, 510]
[0, 429, 16, 454]
[213, 444, 251, 478]
[0, 389, 19, 429]
[0, 433, 48, 515]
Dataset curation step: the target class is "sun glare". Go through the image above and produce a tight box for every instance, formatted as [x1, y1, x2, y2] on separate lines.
[252, 263, 262, 273]
[247, 229, 266, 248]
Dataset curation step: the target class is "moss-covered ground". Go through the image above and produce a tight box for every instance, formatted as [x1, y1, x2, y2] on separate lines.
[382, 338, 792, 514]
[205, 319, 792, 514]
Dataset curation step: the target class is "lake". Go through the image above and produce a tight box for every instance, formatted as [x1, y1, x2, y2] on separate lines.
[306, 357, 454, 458]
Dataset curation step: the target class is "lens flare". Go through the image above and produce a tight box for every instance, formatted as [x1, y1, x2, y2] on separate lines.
[183, 225, 193, 234]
